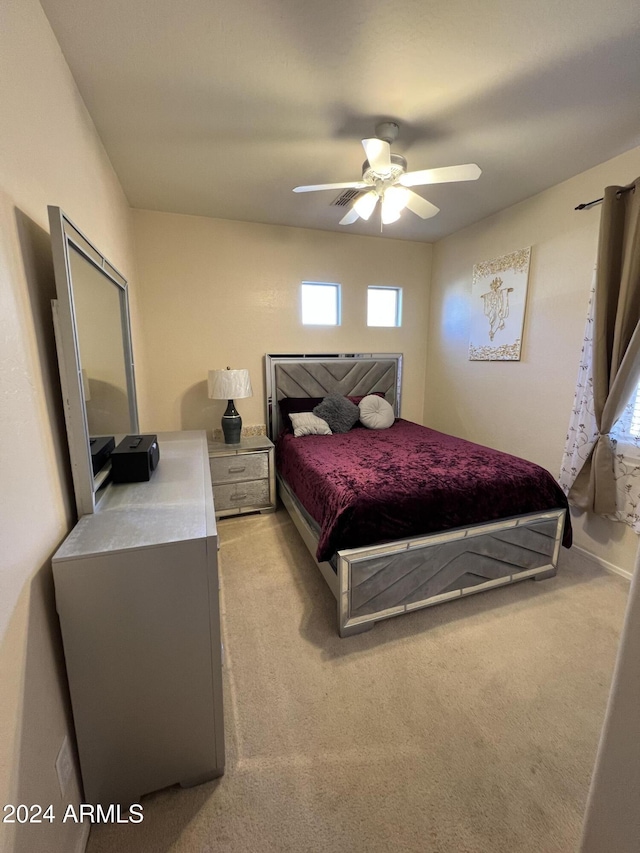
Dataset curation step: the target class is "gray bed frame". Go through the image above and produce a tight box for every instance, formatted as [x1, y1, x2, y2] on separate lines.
[265, 353, 565, 637]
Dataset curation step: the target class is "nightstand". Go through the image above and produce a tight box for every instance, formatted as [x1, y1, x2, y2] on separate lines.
[208, 435, 276, 518]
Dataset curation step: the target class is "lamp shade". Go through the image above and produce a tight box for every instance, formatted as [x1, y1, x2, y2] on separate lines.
[208, 368, 253, 400]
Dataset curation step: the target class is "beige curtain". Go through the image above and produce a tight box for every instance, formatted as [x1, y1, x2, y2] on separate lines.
[571, 177, 640, 514]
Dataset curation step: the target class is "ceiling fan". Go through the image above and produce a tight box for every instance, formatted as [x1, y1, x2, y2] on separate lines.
[293, 121, 481, 226]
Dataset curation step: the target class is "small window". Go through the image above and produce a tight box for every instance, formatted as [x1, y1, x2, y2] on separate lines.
[367, 286, 402, 327]
[301, 282, 340, 326]
[609, 379, 640, 454]
[629, 384, 640, 437]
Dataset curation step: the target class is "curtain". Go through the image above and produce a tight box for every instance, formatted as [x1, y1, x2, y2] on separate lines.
[561, 279, 640, 531]
[559, 275, 598, 500]
[565, 178, 640, 516]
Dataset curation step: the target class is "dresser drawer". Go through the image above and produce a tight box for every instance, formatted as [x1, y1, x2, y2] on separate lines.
[213, 479, 270, 511]
[209, 452, 268, 485]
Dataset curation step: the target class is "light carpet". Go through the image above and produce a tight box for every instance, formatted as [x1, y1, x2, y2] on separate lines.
[86, 508, 628, 853]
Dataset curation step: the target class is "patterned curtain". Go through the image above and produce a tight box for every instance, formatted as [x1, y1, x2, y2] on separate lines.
[559, 273, 599, 497]
[560, 271, 640, 533]
[607, 398, 640, 531]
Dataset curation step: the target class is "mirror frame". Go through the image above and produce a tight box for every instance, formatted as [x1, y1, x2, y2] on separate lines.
[48, 206, 139, 517]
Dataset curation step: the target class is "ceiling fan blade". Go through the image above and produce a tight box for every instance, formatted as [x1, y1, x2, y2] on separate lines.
[404, 190, 440, 220]
[339, 207, 360, 226]
[399, 163, 482, 187]
[362, 138, 391, 174]
[293, 181, 369, 193]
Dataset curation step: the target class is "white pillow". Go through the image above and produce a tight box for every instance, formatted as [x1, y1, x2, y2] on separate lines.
[289, 412, 332, 437]
[358, 395, 395, 430]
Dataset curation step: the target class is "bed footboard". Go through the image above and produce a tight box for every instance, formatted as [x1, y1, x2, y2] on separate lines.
[336, 511, 564, 637]
[278, 475, 564, 637]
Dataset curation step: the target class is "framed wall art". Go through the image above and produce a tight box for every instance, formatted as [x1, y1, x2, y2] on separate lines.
[468, 247, 531, 361]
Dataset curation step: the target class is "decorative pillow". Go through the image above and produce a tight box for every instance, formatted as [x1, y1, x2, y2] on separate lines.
[278, 393, 386, 432]
[289, 412, 332, 437]
[313, 394, 360, 434]
[358, 394, 395, 430]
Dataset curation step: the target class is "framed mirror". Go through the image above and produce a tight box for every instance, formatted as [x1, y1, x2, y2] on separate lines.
[48, 206, 139, 516]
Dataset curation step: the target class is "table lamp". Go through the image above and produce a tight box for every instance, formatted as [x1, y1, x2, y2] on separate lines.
[208, 367, 253, 444]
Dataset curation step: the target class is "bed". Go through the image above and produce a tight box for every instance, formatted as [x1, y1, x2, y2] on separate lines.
[265, 353, 570, 637]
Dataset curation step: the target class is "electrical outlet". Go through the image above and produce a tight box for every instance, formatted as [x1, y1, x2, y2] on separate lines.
[55, 736, 73, 798]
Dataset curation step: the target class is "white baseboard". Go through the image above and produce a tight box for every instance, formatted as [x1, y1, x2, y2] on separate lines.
[572, 544, 633, 581]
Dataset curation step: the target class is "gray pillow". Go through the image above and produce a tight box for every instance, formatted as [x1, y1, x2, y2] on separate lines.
[313, 393, 360, 433]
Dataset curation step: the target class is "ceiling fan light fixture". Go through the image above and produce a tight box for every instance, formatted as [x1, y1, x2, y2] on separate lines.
[381, 201, 402, 225]
[353, 191, 378, 221]
[380, 186, 410, 224]
[384, 185, 410, 214]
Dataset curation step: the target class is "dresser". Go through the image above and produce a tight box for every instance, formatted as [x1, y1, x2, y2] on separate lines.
[52, 431, 224, 806]
[208, 435, 276, 518]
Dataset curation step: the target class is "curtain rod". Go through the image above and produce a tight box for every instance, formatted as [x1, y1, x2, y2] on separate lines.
[575, 185, 634, 210]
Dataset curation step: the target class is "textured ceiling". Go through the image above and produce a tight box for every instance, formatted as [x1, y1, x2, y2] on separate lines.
[40, 0, 640, 242]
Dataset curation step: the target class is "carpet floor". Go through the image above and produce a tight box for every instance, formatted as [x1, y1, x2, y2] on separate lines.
[86, 508, 628, 853]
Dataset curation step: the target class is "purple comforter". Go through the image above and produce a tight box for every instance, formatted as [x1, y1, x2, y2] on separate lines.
[276, 419, 571, 561]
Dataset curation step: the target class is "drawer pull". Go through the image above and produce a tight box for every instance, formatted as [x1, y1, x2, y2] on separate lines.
[228, 466, 246, 474]
[230, 493, 248, 502]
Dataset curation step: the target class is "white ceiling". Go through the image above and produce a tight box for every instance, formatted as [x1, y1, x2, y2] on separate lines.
[40, 0, 640, 242]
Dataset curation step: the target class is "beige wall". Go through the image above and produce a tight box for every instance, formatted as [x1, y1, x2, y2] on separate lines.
[132, 211, 431, 435]
[0, 2, 140, 851]
[425, 145, 640, 575]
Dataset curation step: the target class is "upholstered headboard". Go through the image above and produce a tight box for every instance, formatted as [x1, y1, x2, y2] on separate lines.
[264, 353, 402, 439]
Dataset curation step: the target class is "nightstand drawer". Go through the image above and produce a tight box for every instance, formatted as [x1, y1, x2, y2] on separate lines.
[213, 479, 270, 511]
[209, 452, 268, 485]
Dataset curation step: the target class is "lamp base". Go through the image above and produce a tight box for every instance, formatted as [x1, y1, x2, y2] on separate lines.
[221, 400, 242, 444]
